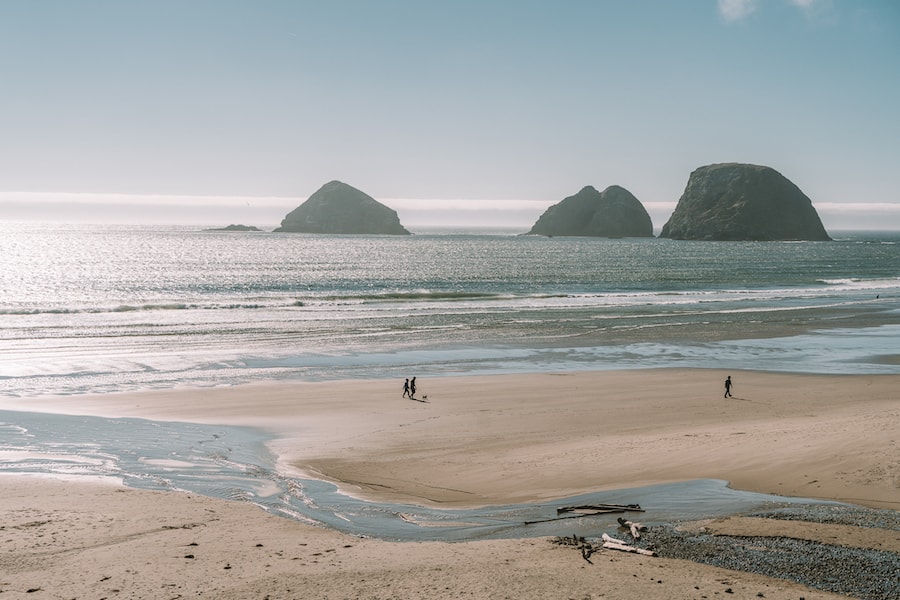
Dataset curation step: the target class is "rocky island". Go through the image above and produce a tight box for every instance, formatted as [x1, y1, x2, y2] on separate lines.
[205, 224, 261, 232]
[275, 181, 411, 235]
[660, 163, 831, 241]
[526, 185, 653, 237]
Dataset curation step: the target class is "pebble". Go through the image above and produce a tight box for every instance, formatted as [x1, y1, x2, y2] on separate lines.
[635, 504, 899, 600]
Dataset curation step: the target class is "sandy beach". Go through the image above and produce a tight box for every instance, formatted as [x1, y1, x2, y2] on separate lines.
[2, 369, 898, 598]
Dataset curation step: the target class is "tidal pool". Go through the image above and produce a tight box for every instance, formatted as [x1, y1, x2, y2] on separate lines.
[0, 410, 842, 542]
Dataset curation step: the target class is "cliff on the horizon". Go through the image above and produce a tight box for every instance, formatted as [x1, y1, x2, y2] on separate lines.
[526, 185, 653, 237]
[275, 181, 411, 235]
[660, 163, 831, 241]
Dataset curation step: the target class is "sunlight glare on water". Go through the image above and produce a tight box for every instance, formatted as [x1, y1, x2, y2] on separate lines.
[0, 224, 898, 396]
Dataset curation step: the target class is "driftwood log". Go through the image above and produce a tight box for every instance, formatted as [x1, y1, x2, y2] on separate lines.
[617, 517, 648, 539]
[556, 503, 643, 515]
[552, 530, 658, 561]
[525, 503, 642, 525]
[601, 533, 657, 556]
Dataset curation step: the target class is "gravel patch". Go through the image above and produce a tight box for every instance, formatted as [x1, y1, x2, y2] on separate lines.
[643, 527, 898, 600]
[631, 505, 900, 600]
[748, 504, 900, 531]
[551, 505, 899, 599]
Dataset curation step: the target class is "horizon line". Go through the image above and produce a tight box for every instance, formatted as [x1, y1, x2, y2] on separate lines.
[2, 191, 899, 213]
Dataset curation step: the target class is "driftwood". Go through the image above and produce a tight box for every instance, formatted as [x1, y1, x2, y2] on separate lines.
[601, 533, 657, 556]
[525, 503, 642, 525]
[553, 532, 657, 560]
[524, 512, 608, 525]
[552, 535, 595, 563]
[617, 517, 648, 539]
[557, 503, 643, 515]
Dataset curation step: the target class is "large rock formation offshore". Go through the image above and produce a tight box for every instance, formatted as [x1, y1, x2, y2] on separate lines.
[526, 185, 653, 237]
[660, 163, 830, 241]
[275, 181, 411, 235]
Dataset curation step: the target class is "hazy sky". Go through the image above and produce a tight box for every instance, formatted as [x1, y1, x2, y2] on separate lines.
[1, 1, 898, 229]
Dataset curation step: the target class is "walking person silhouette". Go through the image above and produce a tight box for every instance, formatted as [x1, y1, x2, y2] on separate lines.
[402, 378, 410, 398]
[724, 375, 733, 398]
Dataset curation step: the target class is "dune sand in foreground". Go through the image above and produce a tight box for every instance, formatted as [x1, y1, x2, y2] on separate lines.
[2, 369, 897, 598]
[2, 475, 861, 600]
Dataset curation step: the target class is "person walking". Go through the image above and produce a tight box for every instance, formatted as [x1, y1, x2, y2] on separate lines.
[410, 377, 417, 400]
[724, 375, 733, 398]
[402, 378, 410, 398]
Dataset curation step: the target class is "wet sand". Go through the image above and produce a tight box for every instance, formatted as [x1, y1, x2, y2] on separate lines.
[1, 369, 897, 598]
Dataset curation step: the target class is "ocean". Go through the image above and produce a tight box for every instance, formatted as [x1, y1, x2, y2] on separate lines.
[2, 223, 899, 398]
[1, 222, 898, 539]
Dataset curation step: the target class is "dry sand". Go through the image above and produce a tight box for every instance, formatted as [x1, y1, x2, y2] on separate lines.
[1, 369, 897, 598]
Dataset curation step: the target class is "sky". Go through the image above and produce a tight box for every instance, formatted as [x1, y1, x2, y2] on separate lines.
[0, 0, 898, 230]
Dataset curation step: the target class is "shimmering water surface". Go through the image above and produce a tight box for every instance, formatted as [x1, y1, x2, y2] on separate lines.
[0, 224, 897, 538]
[2, 224, 899, 397]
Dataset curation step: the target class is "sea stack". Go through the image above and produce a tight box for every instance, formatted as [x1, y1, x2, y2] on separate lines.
[205, 224, 261, 232]
[526, 185, 653, 237]
[275, 181, 411, 235]
[660, 163, 830, 241]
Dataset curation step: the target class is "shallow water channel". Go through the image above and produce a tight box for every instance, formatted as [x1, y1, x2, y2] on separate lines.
[0, 410, 840, 542]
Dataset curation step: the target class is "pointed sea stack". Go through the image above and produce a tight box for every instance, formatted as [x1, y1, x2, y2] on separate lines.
[275, 181, 411, 235]
[660, 163, 830, 241]
[527, 185, 653, 237]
